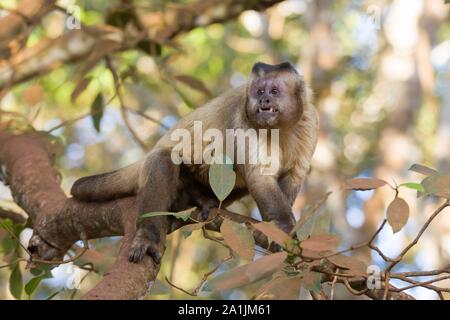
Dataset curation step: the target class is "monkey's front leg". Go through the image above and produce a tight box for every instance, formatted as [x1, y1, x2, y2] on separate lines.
[245, 172, 295, 234]
[278, 167, 307, 207]
[128, 150, 180, 263]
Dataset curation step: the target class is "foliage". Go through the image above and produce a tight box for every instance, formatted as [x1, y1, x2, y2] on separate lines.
[0, 0, 449, 300]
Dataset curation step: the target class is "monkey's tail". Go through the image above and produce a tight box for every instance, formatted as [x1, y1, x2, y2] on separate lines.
[71, 162, 141, 202]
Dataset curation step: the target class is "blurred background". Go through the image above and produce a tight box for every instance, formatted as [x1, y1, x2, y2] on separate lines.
[0, 0, 449, 299]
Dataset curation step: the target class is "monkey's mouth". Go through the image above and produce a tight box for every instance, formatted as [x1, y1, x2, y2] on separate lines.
[257, 106, 279, 113]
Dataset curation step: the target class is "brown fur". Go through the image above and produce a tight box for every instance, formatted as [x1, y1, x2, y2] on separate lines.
[71, 62, 319, 263]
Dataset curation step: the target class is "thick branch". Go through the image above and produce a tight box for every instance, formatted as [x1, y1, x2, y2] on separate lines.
[0, 207, 26, 224]
[0, 130, 420, 300]
[0, 0, 283, 89]
[0, 0, 56, 59]
[0, 131, 148, 298]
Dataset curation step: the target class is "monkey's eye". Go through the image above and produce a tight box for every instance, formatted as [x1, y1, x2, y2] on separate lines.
[257, 89, 265, 95]
[270, 88, 278, 95]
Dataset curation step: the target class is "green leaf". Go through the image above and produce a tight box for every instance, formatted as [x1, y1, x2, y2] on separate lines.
[9, 264, 23, 299]
[0, 218, 14, 230]
[25, 275, 45, 297]
[140, 207, 197, 221]
[208, 162, 236, 201]
[400, 182, 425, 193]
[29, 265, 53, 278]
[90, 92, 104, 133]
[1, 236, 15, 255]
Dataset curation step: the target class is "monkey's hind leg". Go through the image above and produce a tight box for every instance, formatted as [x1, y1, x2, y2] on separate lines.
[128, 149, 180, 263]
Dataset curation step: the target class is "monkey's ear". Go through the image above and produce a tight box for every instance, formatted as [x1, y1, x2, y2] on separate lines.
[251, 61, 298, 77]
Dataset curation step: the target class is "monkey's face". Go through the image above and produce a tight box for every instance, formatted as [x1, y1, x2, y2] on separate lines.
[246, 62, 303, 128]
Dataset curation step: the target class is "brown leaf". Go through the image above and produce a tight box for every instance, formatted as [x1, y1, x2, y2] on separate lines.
[178, 222, 205, 233]
[178, 222, 205, 238]
[220, 219, 255, 261]
[345, 178, 387, 191]
[386, 197, 410, 233]
[77, 39, 121, 77]
[23, 84, 44, 106]
[175, 75, 212, 97]
[71, 77, 92, 102]
[408, 164, 438, 176]
[205, 252, 287, 292]
[291, 192, 331, 238]
[301, 270, 321, 292]
[301, 249, 335, 259]
[252, 222, 290, 247]
[300, 234, 340, 252]
[327, 254, 368, 275]
[255, 275, 302, 300]
[422, 174, 450, 199]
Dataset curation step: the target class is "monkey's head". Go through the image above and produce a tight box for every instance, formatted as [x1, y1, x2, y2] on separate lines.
[246, 61, 305, 128]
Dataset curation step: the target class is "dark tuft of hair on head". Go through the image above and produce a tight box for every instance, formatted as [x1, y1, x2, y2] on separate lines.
[251, 61, 299, 76]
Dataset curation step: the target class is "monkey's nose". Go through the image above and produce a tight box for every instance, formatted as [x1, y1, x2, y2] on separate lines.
[259, 98, 272, 107]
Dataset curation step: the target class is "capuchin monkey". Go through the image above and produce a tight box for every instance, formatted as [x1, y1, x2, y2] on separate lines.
[71, 62, 319, 263]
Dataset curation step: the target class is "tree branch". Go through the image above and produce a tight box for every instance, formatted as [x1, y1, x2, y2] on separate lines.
[0, 0, 283, 90]
[0, 206, 26, 224]
[0, 130, 420, 300]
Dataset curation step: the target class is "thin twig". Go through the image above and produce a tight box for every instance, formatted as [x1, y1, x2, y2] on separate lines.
[0, 220, 89, 266]
[387, 200, 450, 272]
[46, 94, 117, 133]
[105, 56, 149, 151]
[342, 279, 369, 296]
[330, 268, 338, 300]
[127, 107, 170, 131]
[165, 276, 195, 296]
[394, 275, 450, 293]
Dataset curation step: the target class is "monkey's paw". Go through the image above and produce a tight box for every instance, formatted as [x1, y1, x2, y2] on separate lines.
[128, 227, 165, 264]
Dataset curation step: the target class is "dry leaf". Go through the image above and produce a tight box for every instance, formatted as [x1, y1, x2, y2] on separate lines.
[300, 234, 340, 252]
[386, 197, 409, 233]
[345, 178, 387, 191]
[71, 77, 92, 102]
[252, 222, 290, 247]
[255, 275, 302, 300]
[175, 75, 212, 97]
[422, 174, 450, 199]
[205, 252, 287, 292]
[301, 270, 321, 292]
[327, 254, 368, 275]
[408, 164, 437, 176]
[23, 84, 44, 106]
[221, 219, 255, 261]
